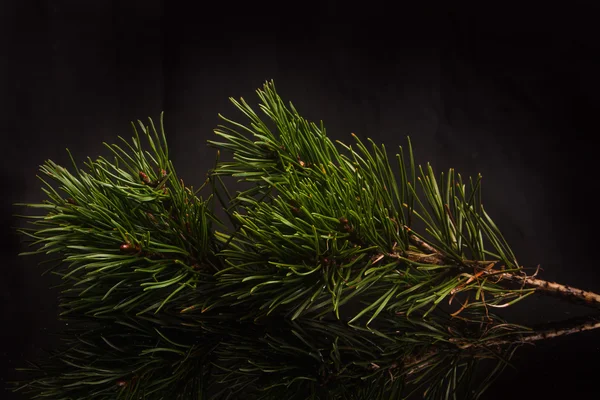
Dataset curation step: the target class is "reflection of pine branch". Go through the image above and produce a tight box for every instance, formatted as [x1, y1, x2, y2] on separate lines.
[401, 314, 600, 389]
[449, 315, 600, 349]
[520, 315, 600, 343]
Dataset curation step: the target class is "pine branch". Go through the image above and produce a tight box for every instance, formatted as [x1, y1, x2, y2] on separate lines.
[12, 80, 600, 400]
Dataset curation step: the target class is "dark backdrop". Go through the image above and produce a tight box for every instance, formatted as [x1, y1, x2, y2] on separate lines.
[2, 2, 599, 399]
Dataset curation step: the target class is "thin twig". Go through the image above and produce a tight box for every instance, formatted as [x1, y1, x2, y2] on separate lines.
[406, 234, 600, 309]
[496, 273, 600, 307]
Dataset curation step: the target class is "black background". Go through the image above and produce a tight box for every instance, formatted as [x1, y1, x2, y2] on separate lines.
[2, 1, 599, 399]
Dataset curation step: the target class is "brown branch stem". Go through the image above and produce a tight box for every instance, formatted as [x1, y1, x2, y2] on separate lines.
[405, 234, 600, 309]
[493, 272, 600, 307]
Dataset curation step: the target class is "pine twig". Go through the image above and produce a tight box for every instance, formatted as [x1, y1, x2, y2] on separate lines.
[498, 273, 600, 307]
[407, 234, 600, 308]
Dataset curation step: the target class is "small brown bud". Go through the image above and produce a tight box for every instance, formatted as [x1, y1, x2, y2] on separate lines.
[139, 171, 150, 184]
[120, 243, 140, 254]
